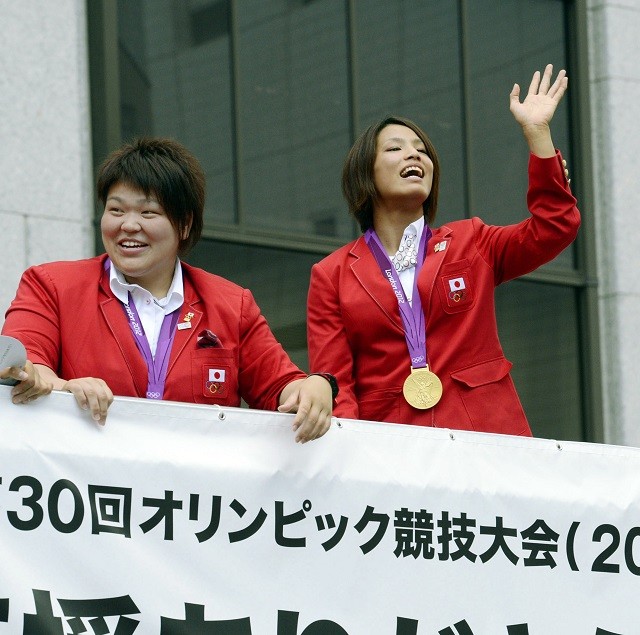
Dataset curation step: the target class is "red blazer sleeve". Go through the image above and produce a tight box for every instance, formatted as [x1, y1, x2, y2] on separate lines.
[474, 151, 580, 284]
[236, 287, 306, 411]
[2, 264, 62, 371]
[307, 260, 359, 419]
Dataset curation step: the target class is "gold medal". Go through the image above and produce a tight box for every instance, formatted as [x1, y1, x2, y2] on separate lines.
[403, 366, 443, 409]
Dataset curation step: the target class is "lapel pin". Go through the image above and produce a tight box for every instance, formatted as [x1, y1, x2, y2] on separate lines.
[178, 312, 195, 330]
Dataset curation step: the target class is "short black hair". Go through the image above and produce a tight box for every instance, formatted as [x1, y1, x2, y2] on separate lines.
[97, 137, 205, 255]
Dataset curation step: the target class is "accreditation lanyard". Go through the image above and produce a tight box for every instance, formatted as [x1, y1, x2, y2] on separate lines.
[122, 294, 180, 399]
[364, 225, 431, 370]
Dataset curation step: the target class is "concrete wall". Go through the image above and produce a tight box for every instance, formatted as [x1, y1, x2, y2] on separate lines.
[0, 0, 94, 322]
[588, 0, 640, 446]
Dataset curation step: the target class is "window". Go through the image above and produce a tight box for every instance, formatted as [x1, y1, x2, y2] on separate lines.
[88, 0, 592, 440]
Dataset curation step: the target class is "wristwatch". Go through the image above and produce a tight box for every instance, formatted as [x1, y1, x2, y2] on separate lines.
[309, 372, 339, 401]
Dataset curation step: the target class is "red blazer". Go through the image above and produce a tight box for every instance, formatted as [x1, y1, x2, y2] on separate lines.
[2, 256, 305, 410]
[307, 152, 580, 435]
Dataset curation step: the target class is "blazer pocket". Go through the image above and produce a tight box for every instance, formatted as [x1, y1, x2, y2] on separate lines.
[191, 349, 238, 405]
[450, 357, 521, 431]
[450, 357, 512, 388]
[359, 388, 402, 424]
[436, 259, 476, 314]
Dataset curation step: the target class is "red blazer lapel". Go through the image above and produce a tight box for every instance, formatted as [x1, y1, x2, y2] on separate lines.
[98, 260, 204, 394]
[98, 269, 149, 398]
[349, 226, 454, 332]
[417, 225, 453, 315]
[350, 236, 404, 333]
[167, 274, 202, 376]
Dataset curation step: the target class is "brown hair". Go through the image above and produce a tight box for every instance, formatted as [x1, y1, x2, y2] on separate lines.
[342, 116, 440, 232]
[97, 137, 205, 255]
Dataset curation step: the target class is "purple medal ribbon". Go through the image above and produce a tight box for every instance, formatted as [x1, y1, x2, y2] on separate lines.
[122, 293, 180, 399]
[364, 224, 432, 370]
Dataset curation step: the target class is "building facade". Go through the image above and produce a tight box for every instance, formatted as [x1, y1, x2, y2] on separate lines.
[1, 0, 638, 446]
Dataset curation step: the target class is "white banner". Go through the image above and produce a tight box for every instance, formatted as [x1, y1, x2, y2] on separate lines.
[0, 386, 639, 634]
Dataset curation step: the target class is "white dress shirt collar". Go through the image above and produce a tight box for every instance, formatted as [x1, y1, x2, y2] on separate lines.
[109, 259, 184, 312]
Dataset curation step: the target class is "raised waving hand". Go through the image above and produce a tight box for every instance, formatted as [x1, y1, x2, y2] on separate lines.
[509, 64, 568, 157]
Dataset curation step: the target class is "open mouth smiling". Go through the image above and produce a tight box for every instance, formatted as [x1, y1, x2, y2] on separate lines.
[400, 165, 424, 178]
[119, 240, 148, 249]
